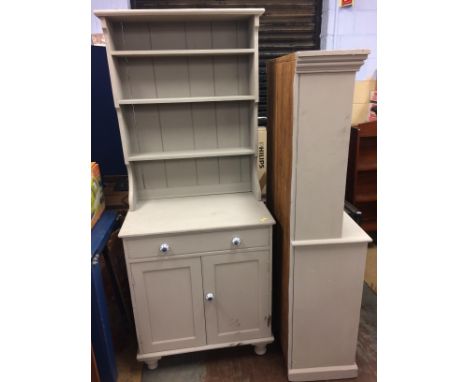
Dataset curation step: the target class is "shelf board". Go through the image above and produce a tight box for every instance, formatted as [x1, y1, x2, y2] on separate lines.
[128, 148, 255, 162]
[357, 163, 377, 172]
[355, 193, 377, 203]
[119, 95, 255, 105]
[112, 49, 255, 57]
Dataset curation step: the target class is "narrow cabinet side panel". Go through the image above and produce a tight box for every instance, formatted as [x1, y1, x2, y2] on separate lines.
[266, 55, 296, 364]
[293, 72, 356, 240]
[291, 243, 367, 369]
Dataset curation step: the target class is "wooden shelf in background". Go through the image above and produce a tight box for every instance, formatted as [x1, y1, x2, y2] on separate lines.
[355, 193, 377, 203]
[361, 220, 377, 232]
[346, 120, 377, 234]
[357, 163, 377, 172]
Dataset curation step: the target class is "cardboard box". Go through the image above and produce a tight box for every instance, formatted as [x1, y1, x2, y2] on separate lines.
[257, 127, 267, 197]
[368, 90, 377, 121]
[91, 162, 105, 228]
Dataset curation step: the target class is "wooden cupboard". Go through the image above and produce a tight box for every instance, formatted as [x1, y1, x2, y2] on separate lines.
[346, 121, 377, 235]
[95, 8, 275, 369]
[267, 50, 372, 381]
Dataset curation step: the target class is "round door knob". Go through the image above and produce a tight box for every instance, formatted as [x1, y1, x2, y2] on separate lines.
[232, 236, 241, 246]
[159, 243, 170, 253]
[205, 292, 215, 301]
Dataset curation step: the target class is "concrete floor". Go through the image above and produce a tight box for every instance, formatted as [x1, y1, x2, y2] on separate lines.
[107, 244, 377, 382]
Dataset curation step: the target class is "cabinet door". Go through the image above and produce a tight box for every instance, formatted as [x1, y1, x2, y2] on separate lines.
[202, 251, 271, 344]
[130, 258, 206, 353]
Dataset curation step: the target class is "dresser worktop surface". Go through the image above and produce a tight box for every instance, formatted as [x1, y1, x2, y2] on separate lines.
[119, 192, 275, 238]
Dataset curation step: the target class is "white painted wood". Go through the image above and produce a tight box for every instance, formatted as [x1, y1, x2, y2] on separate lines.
[94, 8, 265, 22]
[194, 158, 219, 186]
[137, 180, 252, 201]
[127, 163, 136, 210]
[288, 364, 358, 382]
[99, 18, 124, 104]
[128, 148, 254, 162]
[96, 10, 262, 202]
[117, 55, 251, 99]
[250, 104, 261, 200]
[123, 102, 251, 157]
[157, 105, 193, 150]
[191, 103, 218, 149]
[290, 50, 370, 240]
[187, 57, 215, 97]
[111, 49, 255, 57]
[267, 50, 370, 380]
[202, 251, 271, 344]
[292, 213, 371, 246]
[254, 344, 267, 356]
[119, 192, 274, 238]
[130, 257, 207, 353]
[124, 227, 269, 260]
[108, 20, 249, 51]
[118, 57, 157, 99]
[215, 103, 241, 148]
[119, 95, 255, 105]
[287, 214, 370, 380]
[96, 9, 273, 367]
[136, 336, 274, 361]
[291, 242, 367, 369]
[249, 16, 260, 101]
[133, 157, 253, 200]
[145, 358, 160, 370]
[126, 248, 266, 265]
[293, 72, 355, 240]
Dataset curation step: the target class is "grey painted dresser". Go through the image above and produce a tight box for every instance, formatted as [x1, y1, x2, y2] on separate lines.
[94, 8, 275, 369]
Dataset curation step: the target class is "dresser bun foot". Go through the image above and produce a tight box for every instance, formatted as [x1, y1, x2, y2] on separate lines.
[254, 344, 267, 356]
[145, 357, 161, 370]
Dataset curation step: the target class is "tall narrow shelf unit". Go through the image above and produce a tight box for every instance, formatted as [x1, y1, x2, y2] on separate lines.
[267, 51, 371, 381]
[95, 9, 275, 370]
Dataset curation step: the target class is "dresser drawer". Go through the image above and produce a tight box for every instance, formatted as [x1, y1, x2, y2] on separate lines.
[124, 228, 269, 259]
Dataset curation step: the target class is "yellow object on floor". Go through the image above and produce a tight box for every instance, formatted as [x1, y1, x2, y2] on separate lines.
[91, 162, 105, 228]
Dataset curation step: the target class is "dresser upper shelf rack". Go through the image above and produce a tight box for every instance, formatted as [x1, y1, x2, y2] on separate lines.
[97, 8, 262, 208]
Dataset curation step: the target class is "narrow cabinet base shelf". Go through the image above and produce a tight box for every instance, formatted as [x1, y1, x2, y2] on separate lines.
[288, 364, 358, 382]
[138, 336, 274, 368]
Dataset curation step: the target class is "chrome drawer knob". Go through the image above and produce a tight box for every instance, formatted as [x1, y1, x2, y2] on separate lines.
[205, 292, 215, 301]
[159, 243, 170, 253]
[232, 236, 241, 246]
